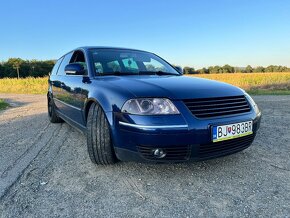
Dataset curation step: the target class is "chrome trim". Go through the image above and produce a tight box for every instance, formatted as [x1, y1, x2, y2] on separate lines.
[119, 121, 188, 130]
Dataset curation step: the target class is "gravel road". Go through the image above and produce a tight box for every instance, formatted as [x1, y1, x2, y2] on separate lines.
[0, 94, 289, 217]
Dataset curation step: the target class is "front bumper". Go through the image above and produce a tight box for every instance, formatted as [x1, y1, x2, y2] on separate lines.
[110, 104, 262, 163]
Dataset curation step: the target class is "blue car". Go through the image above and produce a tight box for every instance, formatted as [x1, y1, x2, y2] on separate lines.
[48, 47, 262, 165]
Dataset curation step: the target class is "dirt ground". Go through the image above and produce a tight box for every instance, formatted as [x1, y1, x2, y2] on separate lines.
[0, 94, 289, 217]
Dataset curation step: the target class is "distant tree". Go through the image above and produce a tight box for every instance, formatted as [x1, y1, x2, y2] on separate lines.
[0, 64, 4, 78]
[265, 65, 275, 72]
[208, 66, 223, 74]
[254, 66, 265, 73]
[274, 65, 288, 72]
[0, 58, 55, 78]
[245, 65, 253, 73]
[222, 64, 235, 73]
[7, 58, 24, 79]
[183, 67, 195, 74]
[197, 67, 209, 74]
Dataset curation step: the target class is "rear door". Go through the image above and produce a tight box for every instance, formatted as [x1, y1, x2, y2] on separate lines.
[49, 56, 63, 99]
[52, 52, 73, 113]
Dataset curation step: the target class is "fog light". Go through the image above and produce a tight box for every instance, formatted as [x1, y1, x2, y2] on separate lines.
[153, 148, 166, 158]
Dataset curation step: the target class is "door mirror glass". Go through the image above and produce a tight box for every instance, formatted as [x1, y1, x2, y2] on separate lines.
[65, 63, 85, 75]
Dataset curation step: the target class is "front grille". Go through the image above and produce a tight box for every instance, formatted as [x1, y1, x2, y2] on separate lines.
[183, 95, 251, 118]
[137, 145, 190, 161]
[199, 134, 255, 159]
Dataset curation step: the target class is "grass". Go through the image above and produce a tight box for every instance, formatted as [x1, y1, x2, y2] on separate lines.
[0, 99, 9, 110]
[0, 72, 289, 95]
[247, 89, 290, 95]
[0, 77, 48, 94]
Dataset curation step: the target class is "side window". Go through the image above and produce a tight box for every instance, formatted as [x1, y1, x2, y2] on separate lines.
[51, 57, 63, 75]
[70, 51, 87, 69]
[57, 52, 73, 76]
[122, 58, 139, 72]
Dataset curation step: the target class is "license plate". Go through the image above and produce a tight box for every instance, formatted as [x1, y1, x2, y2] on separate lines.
[212, 121, 253, 142]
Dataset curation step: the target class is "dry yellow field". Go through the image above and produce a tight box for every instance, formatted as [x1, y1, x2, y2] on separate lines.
[0, 72, 289, 95]
[0, 77, 48, 94]
[188, 72, 290, 94]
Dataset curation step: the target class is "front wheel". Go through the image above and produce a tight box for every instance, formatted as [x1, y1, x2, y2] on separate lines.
[86, 103, 116, 165]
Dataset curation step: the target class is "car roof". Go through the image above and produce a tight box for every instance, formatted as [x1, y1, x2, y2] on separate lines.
[58, 46, 154, 61]
[76, 46, 149, 53]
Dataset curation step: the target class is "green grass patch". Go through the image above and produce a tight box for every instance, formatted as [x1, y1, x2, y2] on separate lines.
[247, 89, 290, 95]
[0, 99, 9, 110]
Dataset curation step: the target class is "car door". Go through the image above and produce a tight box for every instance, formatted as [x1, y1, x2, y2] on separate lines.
[57, 50, 89, 127]
[52, 52, 74, 113]
[49, 56, 63, 102]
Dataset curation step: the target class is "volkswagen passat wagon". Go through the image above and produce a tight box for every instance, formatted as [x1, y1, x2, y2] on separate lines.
[48, 47, 261, 165]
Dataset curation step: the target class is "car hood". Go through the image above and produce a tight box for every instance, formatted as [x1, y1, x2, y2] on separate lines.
[100, 75, 244, 100]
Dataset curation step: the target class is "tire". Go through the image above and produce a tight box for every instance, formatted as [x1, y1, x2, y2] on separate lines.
[86, 102, 116, 165]
[48, 97, 63, 123]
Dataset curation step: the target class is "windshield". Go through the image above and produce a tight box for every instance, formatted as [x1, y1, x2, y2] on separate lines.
[89, 49, 180, 76]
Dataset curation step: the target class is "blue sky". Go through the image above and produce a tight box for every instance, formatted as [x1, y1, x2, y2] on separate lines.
[0, 0, 289, 68]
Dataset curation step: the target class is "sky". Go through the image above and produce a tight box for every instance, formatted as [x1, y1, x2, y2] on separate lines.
[0, 0, 289, 68]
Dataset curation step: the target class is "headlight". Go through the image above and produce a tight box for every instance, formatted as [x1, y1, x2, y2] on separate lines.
[121, 98, 180, 115]
[244, 92, 260, 114]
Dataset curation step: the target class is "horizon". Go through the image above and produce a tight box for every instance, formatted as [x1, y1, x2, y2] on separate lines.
[1, 57, 289, 70]
[0, 0, 289, 68]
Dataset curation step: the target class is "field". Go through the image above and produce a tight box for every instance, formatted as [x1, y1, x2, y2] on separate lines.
[190, 72, 290, 95]
[0, 77, 48, 94]
[0, 72, 289, 95]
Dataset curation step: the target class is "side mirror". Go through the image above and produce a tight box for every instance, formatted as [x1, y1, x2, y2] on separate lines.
[175, 66, 183, 74]
[65, 63, 85, 75]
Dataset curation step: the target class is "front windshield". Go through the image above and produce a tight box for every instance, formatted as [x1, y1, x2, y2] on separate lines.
[89, 49, 180, 76]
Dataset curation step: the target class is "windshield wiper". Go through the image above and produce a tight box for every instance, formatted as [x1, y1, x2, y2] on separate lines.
[101, 71, 180, 76]
[139, 71, 179, 76]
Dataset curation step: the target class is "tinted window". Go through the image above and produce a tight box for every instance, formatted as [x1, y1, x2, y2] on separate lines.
[90, 49, 179, 76]
[57, 52, 73, 76]
[51, 57, 63, 75]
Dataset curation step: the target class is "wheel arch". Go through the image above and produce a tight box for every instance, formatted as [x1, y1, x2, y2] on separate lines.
[83, 97, 112, 125]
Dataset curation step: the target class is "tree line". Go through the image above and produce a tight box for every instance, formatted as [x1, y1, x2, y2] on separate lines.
[0, 58, 55, 78]
[183, 64, 290, 74]
[0, 58, 289, 78]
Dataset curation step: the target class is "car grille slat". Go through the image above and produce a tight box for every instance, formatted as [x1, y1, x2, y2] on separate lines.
[199, 134, 255, 158]
[183, 95, 251, 118]
[200, 137, 254, 152]
[191, 105, 248, 113]
[193, 108, 251, 117]
[186, 101, 248, 109]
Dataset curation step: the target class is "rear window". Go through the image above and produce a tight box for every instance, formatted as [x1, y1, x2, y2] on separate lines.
[51, 57, 63, 75]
